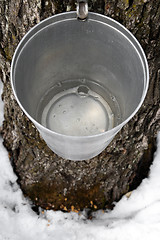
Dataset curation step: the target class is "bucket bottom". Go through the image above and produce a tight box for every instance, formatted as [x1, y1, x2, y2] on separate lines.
[37, 79, 121, 136]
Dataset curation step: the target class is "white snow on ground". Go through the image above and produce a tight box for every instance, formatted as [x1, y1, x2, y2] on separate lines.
[0, 80, 160, 240]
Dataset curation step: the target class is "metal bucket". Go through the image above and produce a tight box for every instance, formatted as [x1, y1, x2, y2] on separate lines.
[11, 11, 149, 160]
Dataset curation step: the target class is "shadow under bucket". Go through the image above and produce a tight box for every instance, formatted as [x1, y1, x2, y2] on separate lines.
[11, 12, 149, 161]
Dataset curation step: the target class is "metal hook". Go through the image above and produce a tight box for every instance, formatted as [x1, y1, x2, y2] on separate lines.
[77, 0, 88, 20]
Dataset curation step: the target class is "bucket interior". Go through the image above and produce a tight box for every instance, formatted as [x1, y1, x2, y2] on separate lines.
[13, 13, 146, 136]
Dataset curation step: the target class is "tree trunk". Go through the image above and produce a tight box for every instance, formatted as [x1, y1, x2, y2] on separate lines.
[0, 0, 160, 212]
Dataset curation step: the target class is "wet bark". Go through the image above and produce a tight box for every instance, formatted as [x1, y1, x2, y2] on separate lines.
[0, 0, 160, 212]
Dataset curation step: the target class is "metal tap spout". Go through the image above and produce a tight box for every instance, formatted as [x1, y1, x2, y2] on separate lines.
[77, 0, 88, 20]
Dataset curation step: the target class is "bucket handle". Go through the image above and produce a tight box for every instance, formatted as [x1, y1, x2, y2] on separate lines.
[77, 0, 88, 20]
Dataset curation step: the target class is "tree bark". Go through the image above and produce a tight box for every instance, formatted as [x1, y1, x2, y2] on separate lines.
[0, 0, 160, 212]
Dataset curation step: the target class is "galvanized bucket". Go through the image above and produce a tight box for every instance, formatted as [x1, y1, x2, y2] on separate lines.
[11, 7, 149, 160]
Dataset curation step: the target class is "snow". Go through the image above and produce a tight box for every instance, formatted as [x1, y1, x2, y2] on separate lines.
[0, 80, 160, 239]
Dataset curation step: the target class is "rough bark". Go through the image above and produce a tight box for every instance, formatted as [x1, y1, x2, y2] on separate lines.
[0, 0, 160, 212]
